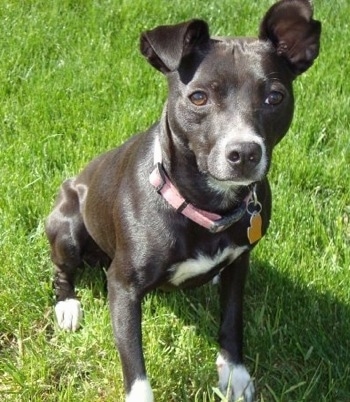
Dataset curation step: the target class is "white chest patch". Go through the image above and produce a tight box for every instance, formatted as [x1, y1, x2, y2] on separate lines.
[169, 246, 248, 286]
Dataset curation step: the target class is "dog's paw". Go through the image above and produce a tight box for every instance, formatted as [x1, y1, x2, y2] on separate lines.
[55, 299, 83, 331]
[230, 365, 254, 402]
[216, 354, 255, 402]
[126, 378, 154, 402]
[212, 274, 220, 285]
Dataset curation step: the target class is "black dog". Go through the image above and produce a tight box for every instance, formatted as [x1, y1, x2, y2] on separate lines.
[46, 1, 321, 400]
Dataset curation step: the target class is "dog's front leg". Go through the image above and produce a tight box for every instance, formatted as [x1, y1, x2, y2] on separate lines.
[217, 252, 254, 402]
[107, 264, 154, 402]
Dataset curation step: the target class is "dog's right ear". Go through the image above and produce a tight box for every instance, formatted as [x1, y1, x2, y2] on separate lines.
[259, 0, 321, 75]
[140, 19, 210, 74]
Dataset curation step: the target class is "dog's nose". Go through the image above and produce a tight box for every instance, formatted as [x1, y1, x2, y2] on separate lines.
[226, 142, 262, 166]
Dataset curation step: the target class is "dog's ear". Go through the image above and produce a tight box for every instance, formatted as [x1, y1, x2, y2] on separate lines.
[140, 19, 210, 74]
[259, 0, 321, 75]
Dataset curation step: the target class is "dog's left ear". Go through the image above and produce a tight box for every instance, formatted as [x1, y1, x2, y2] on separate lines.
[259, 0, 321, 75]
[140, 19, 210, 74]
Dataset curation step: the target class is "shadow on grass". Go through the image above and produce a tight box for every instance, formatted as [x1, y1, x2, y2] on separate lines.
[246, 260, 350, 401]
[74, 258, 350, 401]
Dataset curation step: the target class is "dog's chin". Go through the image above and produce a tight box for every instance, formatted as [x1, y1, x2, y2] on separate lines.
[207, 174, 256, 192]
[206, 175, 255, 208]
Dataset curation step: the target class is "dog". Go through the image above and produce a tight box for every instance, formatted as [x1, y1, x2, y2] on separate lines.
[45, 1, 321, 400]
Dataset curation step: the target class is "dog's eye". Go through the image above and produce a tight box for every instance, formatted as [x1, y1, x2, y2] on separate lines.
[189, 91, 208, 106]
[265, 91, 284, 106]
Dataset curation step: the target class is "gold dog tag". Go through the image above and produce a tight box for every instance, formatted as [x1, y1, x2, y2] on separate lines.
[247, 212, 262, 244]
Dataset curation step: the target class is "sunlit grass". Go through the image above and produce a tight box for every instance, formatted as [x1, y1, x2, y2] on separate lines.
[1, 1, 349, 400]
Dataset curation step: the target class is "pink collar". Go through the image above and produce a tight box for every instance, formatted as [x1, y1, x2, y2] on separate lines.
[149, 137, 251, 233]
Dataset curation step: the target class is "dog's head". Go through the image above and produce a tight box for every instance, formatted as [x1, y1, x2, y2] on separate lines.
[140, 0, 321, 190]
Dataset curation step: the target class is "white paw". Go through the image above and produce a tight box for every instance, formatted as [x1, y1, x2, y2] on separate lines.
[55, 299, 83, 331]
[212, 274, 220, 285]
[216, 354, 254, 402]
[126, 378, 154, 402]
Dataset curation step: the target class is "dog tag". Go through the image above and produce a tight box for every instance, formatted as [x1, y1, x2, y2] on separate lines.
[247, 212, 262, 244]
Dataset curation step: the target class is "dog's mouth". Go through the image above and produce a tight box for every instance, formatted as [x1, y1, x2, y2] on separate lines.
[207, 172, 260, 190]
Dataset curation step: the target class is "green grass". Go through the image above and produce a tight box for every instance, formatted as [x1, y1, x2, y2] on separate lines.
[0, 0, 349, 400]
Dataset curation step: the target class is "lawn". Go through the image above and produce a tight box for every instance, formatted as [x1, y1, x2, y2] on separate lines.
[0, 0, 349, 401]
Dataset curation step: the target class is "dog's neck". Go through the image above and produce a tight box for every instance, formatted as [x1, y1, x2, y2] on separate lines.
[150, 135, 254, 233]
